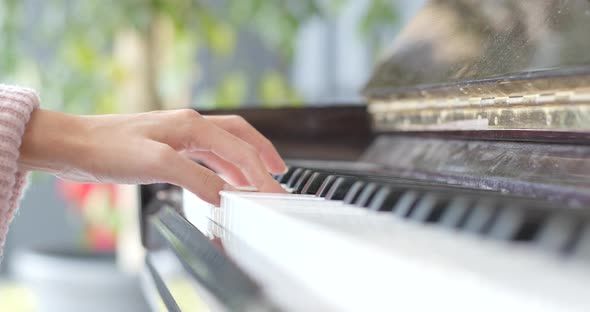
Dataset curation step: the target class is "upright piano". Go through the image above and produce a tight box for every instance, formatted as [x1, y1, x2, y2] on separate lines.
[139, 0, 590, 311]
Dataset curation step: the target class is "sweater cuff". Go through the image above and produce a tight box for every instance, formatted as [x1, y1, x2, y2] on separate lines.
[0, 85, 40, 255]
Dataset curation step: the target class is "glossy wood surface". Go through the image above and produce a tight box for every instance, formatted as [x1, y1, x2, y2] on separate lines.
[201, 105, 374, 161]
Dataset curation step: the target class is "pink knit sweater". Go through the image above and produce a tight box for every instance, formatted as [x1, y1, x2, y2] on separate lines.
[0, 85, 40, 255]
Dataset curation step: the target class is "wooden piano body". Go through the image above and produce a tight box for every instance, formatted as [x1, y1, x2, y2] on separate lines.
[138, 1, 590, 311]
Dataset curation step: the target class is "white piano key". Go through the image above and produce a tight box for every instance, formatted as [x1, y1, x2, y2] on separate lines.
[182, 190, 215, 235]
[211, 191, 590, 312]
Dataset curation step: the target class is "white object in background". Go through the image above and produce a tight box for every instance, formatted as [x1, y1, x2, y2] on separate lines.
[11, 248, 148, 312]
[116, 184, 145, 274]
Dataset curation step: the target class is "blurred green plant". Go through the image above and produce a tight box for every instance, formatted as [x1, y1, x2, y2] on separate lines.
[0, 0, 398, 113]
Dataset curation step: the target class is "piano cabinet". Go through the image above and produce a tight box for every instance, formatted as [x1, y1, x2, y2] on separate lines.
[137, 0, 590, 310]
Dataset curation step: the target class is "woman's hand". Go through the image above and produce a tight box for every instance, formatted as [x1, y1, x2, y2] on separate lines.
[18, 109, 287, 205]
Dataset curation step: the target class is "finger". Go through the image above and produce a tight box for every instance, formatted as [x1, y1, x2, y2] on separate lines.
[205, 115, 287, 174]
[183, 150, 250, 186]
[191, 122, 285, 193]
[157, 145, 226, 206]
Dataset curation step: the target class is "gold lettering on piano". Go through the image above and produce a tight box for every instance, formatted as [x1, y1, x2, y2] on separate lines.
[369, 91, 590, 131]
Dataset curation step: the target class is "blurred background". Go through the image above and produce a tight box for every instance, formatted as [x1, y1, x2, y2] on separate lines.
[0, 0, 425, 311]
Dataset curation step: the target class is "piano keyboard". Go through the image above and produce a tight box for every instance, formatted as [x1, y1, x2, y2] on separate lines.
[275, 165, 590, 253]
[181, 165, 590, 312]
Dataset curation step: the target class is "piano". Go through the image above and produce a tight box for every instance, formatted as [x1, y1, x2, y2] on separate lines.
[138, 0, 590, 311]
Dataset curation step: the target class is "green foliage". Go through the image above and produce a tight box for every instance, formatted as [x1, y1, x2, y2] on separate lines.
[260, 70, 303, 107]
[214, 71, 247, 109]
[361, 0, 399, 36]
[0, 0, 398, 112]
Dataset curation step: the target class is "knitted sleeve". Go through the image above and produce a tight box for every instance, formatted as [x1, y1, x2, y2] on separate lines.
[0, 85, 40, 256]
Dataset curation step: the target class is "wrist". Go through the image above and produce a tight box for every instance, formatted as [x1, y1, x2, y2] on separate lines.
[18, 109, 89, 173]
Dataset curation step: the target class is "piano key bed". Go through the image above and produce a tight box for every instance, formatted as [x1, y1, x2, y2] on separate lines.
[140, 163, 590, 312]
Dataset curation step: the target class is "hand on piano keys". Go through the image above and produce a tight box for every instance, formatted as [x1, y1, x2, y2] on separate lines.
[20, 109, 287, 205]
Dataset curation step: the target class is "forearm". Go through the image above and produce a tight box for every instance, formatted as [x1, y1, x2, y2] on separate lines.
[18, 109, 88, 174]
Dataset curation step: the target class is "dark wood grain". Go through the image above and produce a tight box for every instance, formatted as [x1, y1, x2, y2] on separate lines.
[200, 105, 374, 161]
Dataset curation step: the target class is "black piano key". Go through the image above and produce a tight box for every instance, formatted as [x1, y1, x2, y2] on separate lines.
[392, 191, 421, 218]
[438, 197, 474, 228]
[354, 182, 379, 207]
[368, 187, 404, 212]
[286, 168, 304, 188]
[461, 199, 498, 235]
[325, 177, 356, 200]
[277, 166, 297, 184]
[515, 212, 548, 243]
[486, 206, 528, 241]
[408, 193, 449, 223]
[343, 181, 367, 204]
[534, 213, 580, 253]
[301, 172, 329, 195]
[316, 175, 337, 197]
[293, 169, 313, 194]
